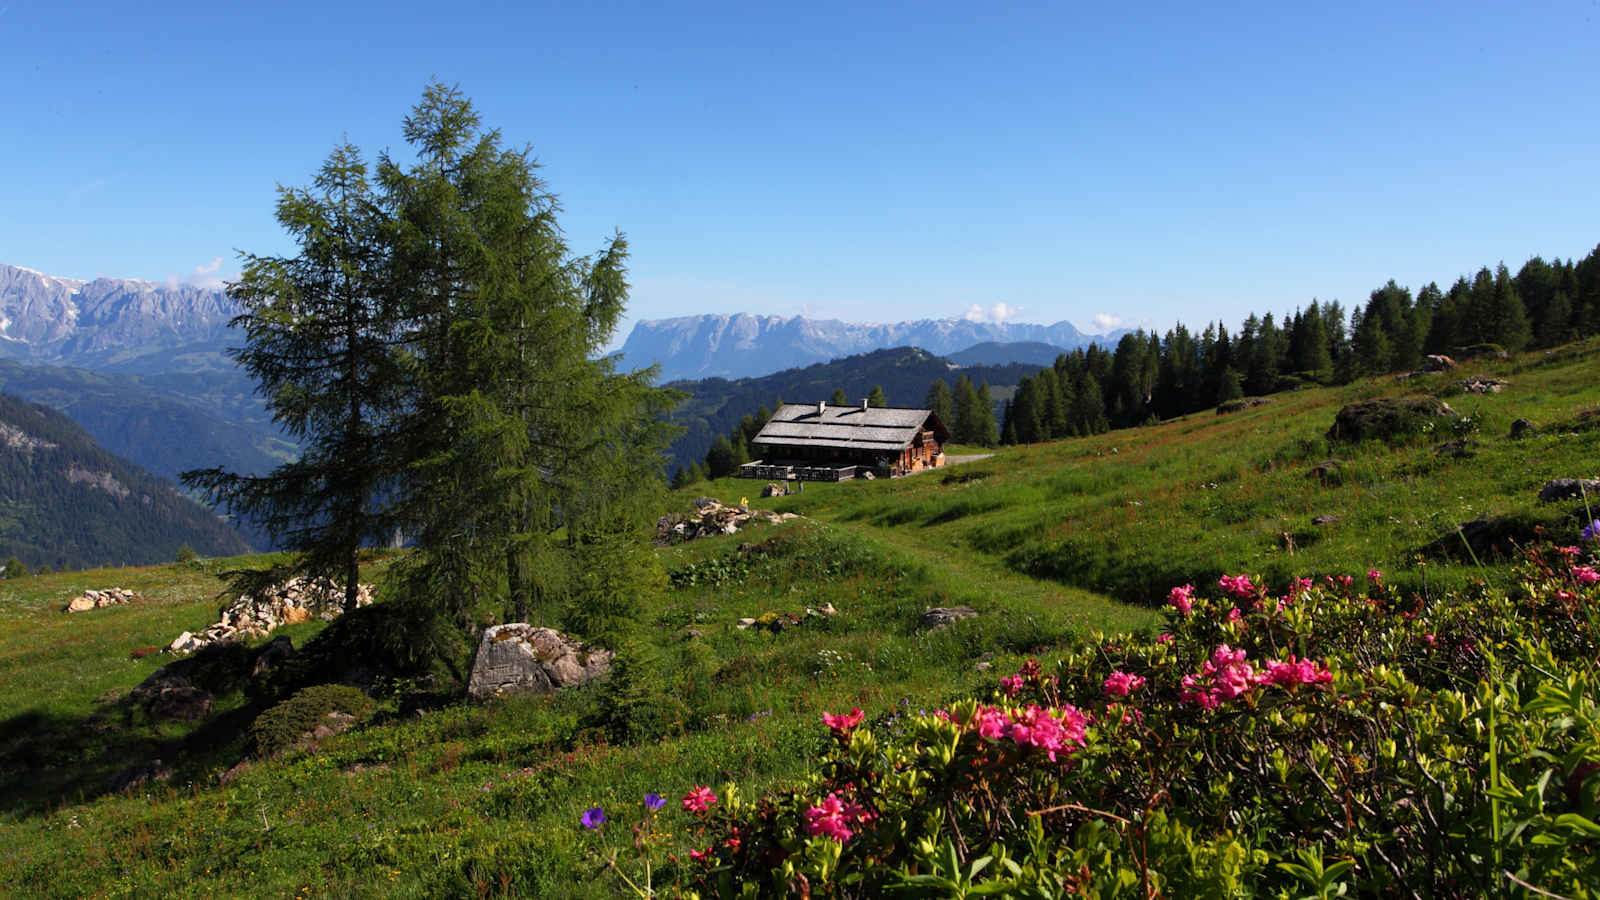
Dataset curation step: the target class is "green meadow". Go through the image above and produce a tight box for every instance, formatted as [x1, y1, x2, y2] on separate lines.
[2, 338, 1597, 897]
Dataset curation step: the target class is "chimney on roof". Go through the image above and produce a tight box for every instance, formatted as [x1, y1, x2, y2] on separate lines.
[818, 400, 826, 416]
[861, 398, 869, 410]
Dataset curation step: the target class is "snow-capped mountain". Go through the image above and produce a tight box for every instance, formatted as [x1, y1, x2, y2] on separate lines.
[617, 313, 1123, 382]
[0, 264, 237, 372]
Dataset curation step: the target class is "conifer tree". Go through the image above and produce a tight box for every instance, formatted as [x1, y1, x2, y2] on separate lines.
[866, 385, 888, 408]
[924, 379, 953, 426]
[829, 387, 849, 406]
[183, 142, 398, 613]
[976, 383, 1000, 447]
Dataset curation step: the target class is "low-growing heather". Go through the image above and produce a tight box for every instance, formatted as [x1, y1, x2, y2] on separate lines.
[606, 542, 1600, 897]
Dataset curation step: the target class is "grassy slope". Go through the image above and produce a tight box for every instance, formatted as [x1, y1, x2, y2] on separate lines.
[1, 339, 1597, 897]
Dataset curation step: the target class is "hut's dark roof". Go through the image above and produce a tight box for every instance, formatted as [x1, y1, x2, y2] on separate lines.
[751, 403, 948, 452]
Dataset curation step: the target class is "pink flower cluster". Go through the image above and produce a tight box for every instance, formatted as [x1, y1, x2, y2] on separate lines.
[1000, 675, 1024, 696]
[1102, 670, 1147, 698]
[804, 792, 873, 843]
[682, 785, 718, 815]
[822, 708, 864, 733]
[1218, 574, 1256, 599]
[1181, 645, 1335, 709]
[963, 703, 1088, 762]
[1167, 584, 1196, 615]
[1261, 656, 1334, 687]
[1574, 565, 1600, 585]
[1180, 644, 1258, 709]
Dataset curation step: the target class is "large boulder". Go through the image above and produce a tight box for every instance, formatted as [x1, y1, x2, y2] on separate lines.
[1326, 397, 1456, 443]
[63, 587, 140, 613]
[467, 624, 614, 699]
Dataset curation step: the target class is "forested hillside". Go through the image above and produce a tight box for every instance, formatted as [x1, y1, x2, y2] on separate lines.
[0, 393, 251, 569]
[1000, 249, 1600, 443]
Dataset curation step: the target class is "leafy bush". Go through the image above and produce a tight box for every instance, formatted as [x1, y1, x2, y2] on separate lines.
[249, 683, 374, 758]
[643, 543, 1600, 897]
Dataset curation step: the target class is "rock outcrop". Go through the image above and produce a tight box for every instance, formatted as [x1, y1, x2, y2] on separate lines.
[167, 577, 373, 654]
[1538, 479, 1600, 503]
[1327, 397, 1457, 443]
[467, 625, 614, 699]
[654, 497, 800, 544]
[63, 587, 140, 613]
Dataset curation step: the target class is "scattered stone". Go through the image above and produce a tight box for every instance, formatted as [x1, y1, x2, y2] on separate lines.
[1312, 514, 1341, 527]
[1458, 375, 1509, 394]
[1217, 397, 1272, 416]
[1307, 459, 1345, 483]
[1420, 354, 1456, 373]
[861, 471, 875, 480]
[1327, 397, 1457, 443]
[1420, 515, 1545, 562]
[129, 673, 214, 721]
[1510, 418, 1534, 439]
[736, 617, 758, 629]
[921, 606, 980, 629]
[311, 710, 358, 741]
[466, 624, 614, 699]
[165, 576, 373, 655]
[106, 758, 171, 793]
[1433, 439, 1480, 457]
[654, 498, 798, 544]
[1538, 479, 1600, 503]
[251, 635, 295, 678]
[62, 587, 141, 613]
[760, 482, 788, 498]
[1456, 344, 1508, 361]
[974, 660, 993, 672]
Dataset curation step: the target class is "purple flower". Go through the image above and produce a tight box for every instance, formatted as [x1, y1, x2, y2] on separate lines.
[1582, 519, 1600, 541]
[644, 793, 665, 811]
[581, 806, 606, 829]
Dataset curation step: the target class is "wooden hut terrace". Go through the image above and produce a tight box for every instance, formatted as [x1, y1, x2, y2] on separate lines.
[740, 400, 949, 481]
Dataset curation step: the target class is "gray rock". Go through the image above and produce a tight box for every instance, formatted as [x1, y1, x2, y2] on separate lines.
[1538, 479, 1600, 503]
[921, 606, 979, 629]
[1420, 354, 1456, 372]
[311, 711, 357, 741]
[1510, 418, 1534, 439]
[1312, 514, 1341, 527]
[467, 624, 613, 699]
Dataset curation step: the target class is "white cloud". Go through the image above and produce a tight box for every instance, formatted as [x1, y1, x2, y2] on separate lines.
[1092, 312, 1123, 332]
[963, 302, 1025, 323]
[166, 257, 231, 290]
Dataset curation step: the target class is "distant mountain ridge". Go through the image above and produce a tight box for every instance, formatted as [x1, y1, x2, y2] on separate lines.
[619, 313, 1125, 381]
[0, 263, 237, 373]
[0, 392, 251, 569]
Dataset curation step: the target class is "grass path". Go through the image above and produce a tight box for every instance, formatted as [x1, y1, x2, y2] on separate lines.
[825, 513, 1157, 636]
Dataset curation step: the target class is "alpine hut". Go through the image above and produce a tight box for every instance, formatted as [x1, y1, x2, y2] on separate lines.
[740, 400, 949, 481]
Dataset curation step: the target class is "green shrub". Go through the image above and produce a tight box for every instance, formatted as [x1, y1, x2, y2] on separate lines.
[175, 544, 199, 564]
[249, 683, 374, 758]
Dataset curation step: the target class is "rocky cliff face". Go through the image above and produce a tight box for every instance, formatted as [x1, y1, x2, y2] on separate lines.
[0, 264, 236, 372]
[618, 313, 1115, 382]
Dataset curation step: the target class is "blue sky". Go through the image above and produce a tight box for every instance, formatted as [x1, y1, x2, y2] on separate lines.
[4, 1, 1598, 347]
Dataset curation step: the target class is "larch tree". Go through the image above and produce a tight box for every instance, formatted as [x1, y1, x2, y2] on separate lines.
[183, 142, 400, 613]
[378, 83, 678, 632]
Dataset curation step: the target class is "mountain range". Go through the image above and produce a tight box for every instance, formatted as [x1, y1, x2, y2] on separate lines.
[0, 264, 238, 373]
[618, 313, 1124, 382]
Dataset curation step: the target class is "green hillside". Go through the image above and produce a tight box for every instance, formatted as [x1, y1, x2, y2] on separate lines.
[1, 338, 1598, 896]
[0, 394, 252, 570]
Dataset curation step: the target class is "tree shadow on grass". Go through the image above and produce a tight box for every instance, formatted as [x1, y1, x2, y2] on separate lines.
[0, 699, 261, 820]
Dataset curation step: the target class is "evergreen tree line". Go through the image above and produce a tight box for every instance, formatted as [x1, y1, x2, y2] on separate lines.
[675, 376, 1003, 486]
[1001, 248, 1600, 444]
[187, 85, 678, 644]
